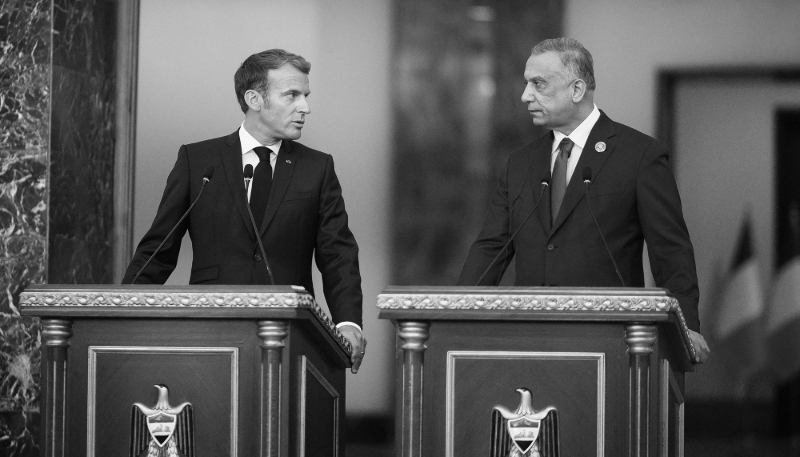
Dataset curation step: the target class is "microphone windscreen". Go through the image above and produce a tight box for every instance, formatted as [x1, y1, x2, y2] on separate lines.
[243, 164, 254, 179]
[204, 166, 215, 180]
[541, 170, 551, 186]
[582, 166, 592, 182]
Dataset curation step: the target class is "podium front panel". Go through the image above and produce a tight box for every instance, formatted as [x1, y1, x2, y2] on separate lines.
[424, 320, 627, 457]
[67, 318, 258, 457]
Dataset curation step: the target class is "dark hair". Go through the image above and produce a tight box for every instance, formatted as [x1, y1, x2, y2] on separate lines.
[531, 38, 595, 91]
[234, 49, 311, 113]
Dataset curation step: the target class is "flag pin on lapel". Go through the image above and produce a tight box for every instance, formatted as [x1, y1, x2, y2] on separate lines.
[286, 159, 292, 164]
[595, 142, 606, 152]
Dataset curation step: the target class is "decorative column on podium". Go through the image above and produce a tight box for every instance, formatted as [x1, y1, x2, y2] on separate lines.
[397, 321, 429, 457]
[40, 319, 73, 457]
[625, 323, 658, 457]
[378, 287, 696, 457]
[257, 320, 288, 457]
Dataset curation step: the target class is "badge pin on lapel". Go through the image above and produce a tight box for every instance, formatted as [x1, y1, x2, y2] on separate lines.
[595, 142, 606, 152]
[286, 159, 292, 164]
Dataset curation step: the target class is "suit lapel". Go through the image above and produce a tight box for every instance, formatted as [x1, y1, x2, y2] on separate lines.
[550, 112, 617, 235]
[259, 140, 295, 236]
[221, 130, 257, 240]
[530, 133, 554, 234]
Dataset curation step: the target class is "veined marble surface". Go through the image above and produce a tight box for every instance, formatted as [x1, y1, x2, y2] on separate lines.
[48, 0, 116, 284]
[1, 0, 51, 453]
[1, 0, 121, 454]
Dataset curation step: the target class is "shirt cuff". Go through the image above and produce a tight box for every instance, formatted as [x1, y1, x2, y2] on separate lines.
[335, 321, 362, 332]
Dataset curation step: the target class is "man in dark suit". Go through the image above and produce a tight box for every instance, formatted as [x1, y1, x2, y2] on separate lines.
[123, 49, 366, 372]
[458, 38, 709, 362]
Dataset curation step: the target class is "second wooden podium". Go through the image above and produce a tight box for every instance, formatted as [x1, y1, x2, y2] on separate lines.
[20, 285, 352, 457]
[378, 286, 697, 457]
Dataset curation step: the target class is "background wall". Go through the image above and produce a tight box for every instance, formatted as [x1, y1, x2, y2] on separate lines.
[565, 0, 800, 136]
[564, 0, 800, 401]
[675, 78, 800, 399]
[133, 0, 800, 419]
[134, 0, 393, 414]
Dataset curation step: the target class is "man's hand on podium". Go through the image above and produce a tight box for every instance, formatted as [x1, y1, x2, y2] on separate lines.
[688, 329, 710, 364]
[339, 326, 367, 374]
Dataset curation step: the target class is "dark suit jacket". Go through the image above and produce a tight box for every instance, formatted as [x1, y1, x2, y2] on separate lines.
[122, 130, 363, 326]
[458, 112, 700, 331]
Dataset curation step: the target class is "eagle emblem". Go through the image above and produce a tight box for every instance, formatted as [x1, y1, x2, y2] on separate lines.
[131, 384, 194, 457]
[491, 388, 559, 457]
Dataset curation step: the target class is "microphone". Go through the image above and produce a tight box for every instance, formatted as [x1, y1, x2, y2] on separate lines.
[582, 167, 626, 287]
[132, 166, 215, 284]
[244, 163, 253, 188]
[476, 171, 551, 286]
[243, 164, 275, 285]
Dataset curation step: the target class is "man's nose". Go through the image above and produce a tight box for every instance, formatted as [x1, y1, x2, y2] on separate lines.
[521, 85, 533, 103]
[298, 96, 311, 114]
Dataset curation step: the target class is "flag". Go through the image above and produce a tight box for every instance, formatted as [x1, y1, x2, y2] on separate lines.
[713, 218, 765, 383]
[766, 203, 800, 382]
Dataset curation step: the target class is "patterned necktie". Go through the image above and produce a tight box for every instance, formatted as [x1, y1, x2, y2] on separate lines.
[250, 146, 273, 230]
[550, 137, 574, 226]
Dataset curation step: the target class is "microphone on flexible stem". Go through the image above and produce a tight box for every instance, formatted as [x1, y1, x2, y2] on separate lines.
[132, 166, 215, 284]
[582, 166, 626, 287]
[476, 171, 551, 286]
[243, 164, 275, 285]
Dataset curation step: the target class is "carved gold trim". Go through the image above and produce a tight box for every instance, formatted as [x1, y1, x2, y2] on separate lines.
[625, 324, 658, 355]
[445, 351, 606, 457]
[41, 319, 73, 347]
[398, 321, 429, 352]
[86, 346, 239, 457]
[378, 290, 674, 311]
[20, 287, 352, 355]
[377, 287, 698, 363]
[258, 320, 289, 349]
[299, 356, 341, 456]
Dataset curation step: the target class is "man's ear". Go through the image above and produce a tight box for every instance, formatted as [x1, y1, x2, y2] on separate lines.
[244, 89, 263, 112]
[571, 79, 588, 103]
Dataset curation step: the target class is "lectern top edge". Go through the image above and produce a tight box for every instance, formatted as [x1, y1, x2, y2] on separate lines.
[19, 284, 353, 357]
[376, 285, 698, 364]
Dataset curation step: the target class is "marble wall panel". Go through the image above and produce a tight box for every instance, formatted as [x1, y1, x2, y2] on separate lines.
[0, 0, 51, 310]
[391, 0, 563, 286]
[0, 1, 51, 455]
[48, 0, 116, 284]
[2, 0, 120, 454]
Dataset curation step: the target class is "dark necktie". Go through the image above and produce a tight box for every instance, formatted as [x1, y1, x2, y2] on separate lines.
[550, 137, 574, 225]
[250, 146, 273, 230]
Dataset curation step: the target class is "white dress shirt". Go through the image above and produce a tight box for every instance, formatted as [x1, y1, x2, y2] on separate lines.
[239, 123, 279, 202]
[550, 104, 601, 184]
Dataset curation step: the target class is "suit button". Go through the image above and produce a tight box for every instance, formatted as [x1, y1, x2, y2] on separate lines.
[254, 254, 262, 262]
[547, 243, 555, 251]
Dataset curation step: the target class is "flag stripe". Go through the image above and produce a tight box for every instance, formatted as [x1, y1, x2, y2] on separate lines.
[767, 258, 800, 333]
[717, 318, 766, 380]
[767, 317, 800, 382]
[732, 221, 754, 268]
[715, 260, 763, 340]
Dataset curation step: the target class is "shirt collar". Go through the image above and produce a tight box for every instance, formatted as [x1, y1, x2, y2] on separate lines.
[239, 122, 281, 156]
[552, 104, 601, 153]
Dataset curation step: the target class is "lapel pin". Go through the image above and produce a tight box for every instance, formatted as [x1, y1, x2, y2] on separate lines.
[286, 159, 292, 164]
[595, 142, 606, 152]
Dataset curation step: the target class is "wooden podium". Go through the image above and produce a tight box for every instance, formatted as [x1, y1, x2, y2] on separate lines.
[20, 285, 352, 457]
[378, 287, 697, 457]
